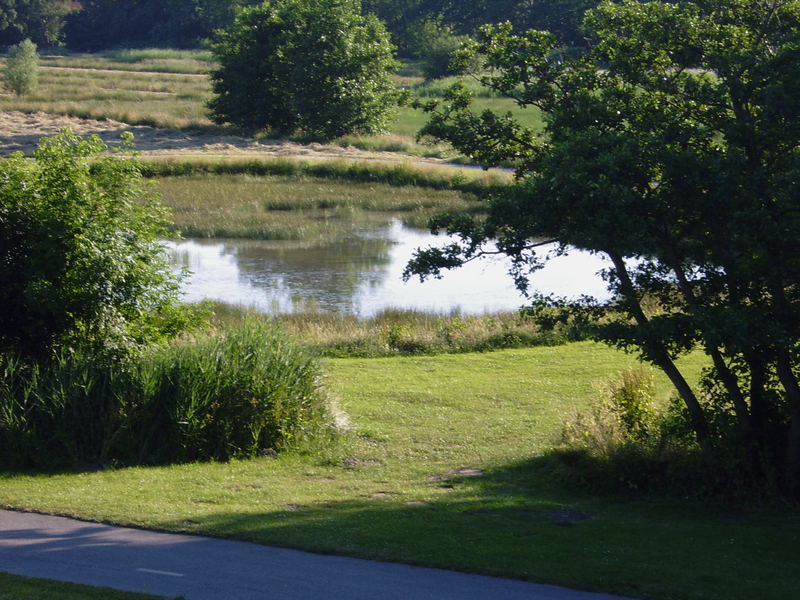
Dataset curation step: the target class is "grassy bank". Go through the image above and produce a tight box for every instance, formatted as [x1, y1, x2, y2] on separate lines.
[207, 303, 572, 357]
[2, 344, 797, 600]
[0, 573, 170, 600]
[142, 156, 511, 190]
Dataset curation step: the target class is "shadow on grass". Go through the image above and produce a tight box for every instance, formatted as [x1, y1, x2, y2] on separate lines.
[154, 456, 800, 600]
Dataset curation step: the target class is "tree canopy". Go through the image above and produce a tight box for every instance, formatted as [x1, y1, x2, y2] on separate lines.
[207, 0, 401, 140]
[0, 0, 69, 46]
[408, 0, 800, 497]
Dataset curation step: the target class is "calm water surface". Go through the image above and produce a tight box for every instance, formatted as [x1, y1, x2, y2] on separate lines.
[168, 220, 612, 315]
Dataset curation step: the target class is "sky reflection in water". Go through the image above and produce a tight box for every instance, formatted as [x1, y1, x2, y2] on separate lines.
[167, 220, 612, 316]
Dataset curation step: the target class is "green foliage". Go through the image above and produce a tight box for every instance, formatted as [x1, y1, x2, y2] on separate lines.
[208, 0, 402, 140]
[0, 131, 181, 358]
[2, 38, 38, 95]
[410, 17, 468, 80]
[0, 0, 69, 46]
[408, 0, 800, 496]
[63, 0, 255, 51]
[553, 368, 708, 495]
[0, 322, 332, 468]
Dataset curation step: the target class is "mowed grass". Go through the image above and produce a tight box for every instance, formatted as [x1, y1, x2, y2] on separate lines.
[0, 51, 543, 157]
[155, 173, 482, 239]
[0, 573, 171, 600]
[2, 343, 798, 600]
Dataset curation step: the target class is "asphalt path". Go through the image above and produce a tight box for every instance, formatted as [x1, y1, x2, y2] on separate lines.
[0, 509, 633, 600]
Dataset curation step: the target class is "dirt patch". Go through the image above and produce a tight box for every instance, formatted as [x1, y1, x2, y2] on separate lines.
[0, 110, 444, 165]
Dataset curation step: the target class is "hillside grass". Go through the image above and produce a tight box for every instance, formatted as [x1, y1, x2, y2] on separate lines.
[2, 343, 798, 600]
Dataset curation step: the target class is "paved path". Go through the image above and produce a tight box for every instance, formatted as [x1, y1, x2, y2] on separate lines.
[0, 509, 632, 600]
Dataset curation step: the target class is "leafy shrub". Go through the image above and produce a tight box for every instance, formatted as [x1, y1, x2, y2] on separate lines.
[3, 38, 38, 95]
[0, 322, 333, 469]
[208, 0, 402, 140]
[550, 367, 709, 496]
[409, 18, 469, 81]
[0, 131, 180, 358]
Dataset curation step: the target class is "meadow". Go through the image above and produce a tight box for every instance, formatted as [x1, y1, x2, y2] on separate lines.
[0, 50, 543, 156]
[155, 173, 483, 239]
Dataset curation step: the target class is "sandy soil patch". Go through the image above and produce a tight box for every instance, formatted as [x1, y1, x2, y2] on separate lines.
[0, 110, 443, 165]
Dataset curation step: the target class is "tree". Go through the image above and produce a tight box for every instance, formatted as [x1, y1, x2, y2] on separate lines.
[208, 0, 402, 141]
[0, 131, 182, 358]
[63, 0, 258, 51]
[410, 17, 470, 80]
[0, 0, 70, 46]
[3, 38, 38, 95]
[407, 0, 800, 496]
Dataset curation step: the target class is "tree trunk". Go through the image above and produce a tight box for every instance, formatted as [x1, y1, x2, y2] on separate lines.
[664, 249, 755, 440]
[776, 350, 800, 497]
[608, 251, 716, 464]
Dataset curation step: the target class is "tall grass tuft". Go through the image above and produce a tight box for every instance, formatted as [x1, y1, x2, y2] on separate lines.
[0, 322, 333, 469]
[547, 368, 710, 497]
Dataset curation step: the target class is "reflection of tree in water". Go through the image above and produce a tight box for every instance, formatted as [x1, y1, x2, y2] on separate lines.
[214, 231, 395, 312]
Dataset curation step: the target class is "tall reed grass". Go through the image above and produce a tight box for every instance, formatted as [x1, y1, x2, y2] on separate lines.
[205, 303, 581, 358]
[142, 157, 511, 192]
[0, 322, 333, 469]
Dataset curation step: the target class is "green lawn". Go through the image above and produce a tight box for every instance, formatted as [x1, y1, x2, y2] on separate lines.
[2, 343, 797, 600]
[0, 572, 170, 600]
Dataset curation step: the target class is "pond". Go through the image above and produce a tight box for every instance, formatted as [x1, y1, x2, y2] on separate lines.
[168, 220, 612, 316]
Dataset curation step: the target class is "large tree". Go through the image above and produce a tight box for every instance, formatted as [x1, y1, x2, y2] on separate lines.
[408, 0, 800, 496]
[208, 0, 401, 140]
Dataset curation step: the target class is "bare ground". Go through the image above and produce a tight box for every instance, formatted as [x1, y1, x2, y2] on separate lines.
[0, 110, 444, 164]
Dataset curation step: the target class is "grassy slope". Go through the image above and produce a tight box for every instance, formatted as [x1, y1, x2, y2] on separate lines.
[1, 344, 797, 600]
[0, 573, 169, 600]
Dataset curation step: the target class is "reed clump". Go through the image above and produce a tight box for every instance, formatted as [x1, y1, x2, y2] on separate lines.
[0, 322, 334, 469]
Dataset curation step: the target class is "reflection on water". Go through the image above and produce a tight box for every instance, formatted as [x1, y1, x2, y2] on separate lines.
[167, 220, 612, 315]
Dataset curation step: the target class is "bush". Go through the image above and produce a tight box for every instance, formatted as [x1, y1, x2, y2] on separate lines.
[3, 38, 38, 96]
[409, 18, 469, 81]
[549, 367, 782, 500]
[551, 367, 709, 496]
[0, 322, 333, 469]
[208, 0, 402, 140]
[0, 131, 180, 358]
